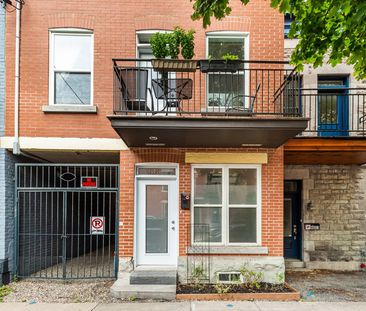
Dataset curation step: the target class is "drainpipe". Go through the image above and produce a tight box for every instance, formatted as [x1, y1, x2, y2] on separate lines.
[13, 0, 21, 155]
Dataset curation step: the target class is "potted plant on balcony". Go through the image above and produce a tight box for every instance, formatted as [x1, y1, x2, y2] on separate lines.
[150, 27, 197, 72]
[199, 53, 241, 73]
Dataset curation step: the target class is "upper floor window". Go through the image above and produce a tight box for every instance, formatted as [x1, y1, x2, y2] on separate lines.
[206, 32, 249, 108]
[49, 30, 93, 105]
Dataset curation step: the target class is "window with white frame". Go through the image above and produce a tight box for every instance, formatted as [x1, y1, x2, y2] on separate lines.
[49, 30, 93, 105]
[192, 165, 260, 245]
[206, 33, 248, 108]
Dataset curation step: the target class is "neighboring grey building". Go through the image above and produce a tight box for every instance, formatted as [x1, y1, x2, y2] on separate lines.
[284, 26, 366, 270]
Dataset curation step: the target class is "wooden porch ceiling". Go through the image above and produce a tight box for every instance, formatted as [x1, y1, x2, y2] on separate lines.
[284, 138, 366, 165]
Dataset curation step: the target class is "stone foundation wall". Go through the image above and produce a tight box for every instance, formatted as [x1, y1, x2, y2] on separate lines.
[177, 256, 285, 284]
[285, 165, 366, 270]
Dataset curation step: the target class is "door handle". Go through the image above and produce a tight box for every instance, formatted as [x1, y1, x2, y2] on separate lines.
[171, 220, 175, 224]
[171, 227, 175, 231]
[293, 225, 297, 240]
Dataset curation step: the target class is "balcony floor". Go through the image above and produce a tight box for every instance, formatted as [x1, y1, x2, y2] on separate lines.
[108, 115, 308, 148]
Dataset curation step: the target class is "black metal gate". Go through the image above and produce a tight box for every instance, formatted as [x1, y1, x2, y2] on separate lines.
[16, 164, 119, 279]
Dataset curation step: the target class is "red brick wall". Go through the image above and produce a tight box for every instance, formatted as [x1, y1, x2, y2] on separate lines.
[5, 0, 284, 138]
[119, 147, 284, 258]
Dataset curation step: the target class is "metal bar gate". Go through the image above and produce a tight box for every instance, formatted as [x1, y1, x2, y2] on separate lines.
[16, 164, 119, 279]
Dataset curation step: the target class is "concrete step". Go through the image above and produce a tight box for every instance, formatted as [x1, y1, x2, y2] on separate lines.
[130, 269, 177, 285]
[285, 259, 305, 269]
[111, 277, 176, 300]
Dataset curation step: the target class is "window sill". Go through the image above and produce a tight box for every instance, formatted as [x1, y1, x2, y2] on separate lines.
[42, 105, 98, 114]
[187, 246, 268, 255]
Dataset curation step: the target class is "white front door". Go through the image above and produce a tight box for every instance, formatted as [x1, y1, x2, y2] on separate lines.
[136, 179, 178, 266]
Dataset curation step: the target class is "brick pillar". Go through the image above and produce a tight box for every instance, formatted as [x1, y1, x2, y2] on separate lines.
[118, 149, 135, 272]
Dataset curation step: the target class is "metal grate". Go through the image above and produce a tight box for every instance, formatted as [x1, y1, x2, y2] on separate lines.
[16, 164, 119, 279]
[186, 224, 210, 283]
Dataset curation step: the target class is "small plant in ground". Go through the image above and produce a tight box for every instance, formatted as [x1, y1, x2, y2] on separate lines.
[190, 264, 206, 290]
[214, 282, 232, 294]
[0, 286, 12, 303]
[12, 275, 18, 282]
[240, 266, 263, 290]
[128, 295, 137, 301]
[276, 272, 285, 284]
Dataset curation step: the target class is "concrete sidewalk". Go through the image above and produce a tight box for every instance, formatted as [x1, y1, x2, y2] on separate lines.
[1, 301, 366, 311]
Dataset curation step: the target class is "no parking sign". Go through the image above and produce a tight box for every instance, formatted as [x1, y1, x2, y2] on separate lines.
[91, 216, 105, 235]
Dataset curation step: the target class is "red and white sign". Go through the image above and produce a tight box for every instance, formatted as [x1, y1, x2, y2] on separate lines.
[90, 216, 105, 235]
[81, 176, 98, 188]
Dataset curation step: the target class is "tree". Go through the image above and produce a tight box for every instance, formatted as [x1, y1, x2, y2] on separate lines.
[191, 0, 366, 79]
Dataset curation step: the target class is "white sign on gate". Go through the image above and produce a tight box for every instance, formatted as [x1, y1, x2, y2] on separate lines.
[91, 216, 105, 235]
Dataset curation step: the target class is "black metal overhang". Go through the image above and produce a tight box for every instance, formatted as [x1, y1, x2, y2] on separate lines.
[108, 116, 309, 148]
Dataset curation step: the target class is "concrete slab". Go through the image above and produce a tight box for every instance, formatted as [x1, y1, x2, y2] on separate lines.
[256, 301, 366, 311]
[191, 301, 259, 311]
[110, 278, 176, 300]
[0, 303, 98, 311]
[95, 302, 190, 311]
[130, 270, 177, 285]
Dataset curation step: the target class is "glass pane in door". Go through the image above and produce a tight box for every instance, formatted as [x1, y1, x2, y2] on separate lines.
[284, 198, 292, 237]
[145, 185, 168, 253]
[319, 95, 337, 124]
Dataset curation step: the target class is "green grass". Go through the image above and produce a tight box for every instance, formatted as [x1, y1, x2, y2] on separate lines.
[0, 286, 12, 302]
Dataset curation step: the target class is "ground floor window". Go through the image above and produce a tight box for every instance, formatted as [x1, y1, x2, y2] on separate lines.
[192, 165, 261, 245]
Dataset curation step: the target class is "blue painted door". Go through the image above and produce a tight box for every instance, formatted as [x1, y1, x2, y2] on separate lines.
[284, 181, 302, 259]
[318, 78, 349, 137]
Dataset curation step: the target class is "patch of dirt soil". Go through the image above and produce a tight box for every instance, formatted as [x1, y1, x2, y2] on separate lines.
[177, 283, 292, 294]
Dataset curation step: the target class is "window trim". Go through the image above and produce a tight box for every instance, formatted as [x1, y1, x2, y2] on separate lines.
[205, 32, 250, 110]
[136, 30, 173, 58]
[191, 164, 262, 247]
[49, 28, 94, 106]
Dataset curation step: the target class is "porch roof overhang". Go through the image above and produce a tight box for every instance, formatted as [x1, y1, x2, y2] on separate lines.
[285, 138, 366, 165]
[108, 116, 309, 148]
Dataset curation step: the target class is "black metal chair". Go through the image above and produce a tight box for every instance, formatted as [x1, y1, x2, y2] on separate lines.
[116, 68, 154, 112]
[225, 84, 261, 115]
[152, 78, 193, 113]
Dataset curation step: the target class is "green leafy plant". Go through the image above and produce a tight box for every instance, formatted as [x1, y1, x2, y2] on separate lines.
[240, 266, 263, 290]
[191, 0, 366, 79]
[128, 295, 137, 301]
[214, 282, 232, 294]
[276, 272, 285, 284]
[150, 32, 168, 59]
[150, 27, 195, 60]
[190, 264, 206, 290]
[221, 53, 239, 62]
[0, 286, 12, 303]
[181, 29, 196, 59]
[167, 28, 181, 59]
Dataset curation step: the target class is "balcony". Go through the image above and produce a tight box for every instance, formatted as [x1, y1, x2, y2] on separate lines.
[285, 87, 366, 164]
[108, 59, 308, 148]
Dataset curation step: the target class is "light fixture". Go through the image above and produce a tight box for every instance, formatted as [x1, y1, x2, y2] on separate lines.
[149, 136, 158, 141]
[145, 143, 166, 147]
[307, 201, 314, 210]
[241, 143, 263, 147]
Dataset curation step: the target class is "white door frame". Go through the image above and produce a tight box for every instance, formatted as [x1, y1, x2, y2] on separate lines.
[134, 164, 179, 267]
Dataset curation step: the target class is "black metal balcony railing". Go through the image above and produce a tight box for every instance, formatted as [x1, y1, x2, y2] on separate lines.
[298, 88, 366, 137]
[113, 59, 301, 117]
[112, 59, 366, 137]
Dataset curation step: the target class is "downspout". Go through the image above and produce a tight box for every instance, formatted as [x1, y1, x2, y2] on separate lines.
[13, 0, 21, 155]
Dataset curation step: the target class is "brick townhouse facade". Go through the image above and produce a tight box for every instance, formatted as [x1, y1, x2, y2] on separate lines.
[0, 0, 365, 297]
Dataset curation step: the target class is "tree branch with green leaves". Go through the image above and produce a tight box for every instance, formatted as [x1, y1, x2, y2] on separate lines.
[191, 0, 366, 79]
